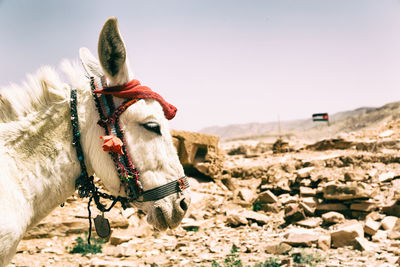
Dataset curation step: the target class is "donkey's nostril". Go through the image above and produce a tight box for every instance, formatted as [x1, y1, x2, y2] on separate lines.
[179, 198, 189, 211]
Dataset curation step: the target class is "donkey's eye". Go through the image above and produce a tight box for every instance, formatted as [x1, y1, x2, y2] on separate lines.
[140, 122, 161, 135]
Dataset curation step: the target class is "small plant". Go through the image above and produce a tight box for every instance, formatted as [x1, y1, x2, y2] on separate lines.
[252, 201, 262, 212]
[254, 257, 280, 267]
[185, 226, 199, 232]
[292, 251, 324, 266]
[68, 234, 105, 256]
[212, 245, 243, 267]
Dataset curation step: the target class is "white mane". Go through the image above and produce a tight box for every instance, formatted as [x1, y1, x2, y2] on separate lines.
[0, 67, 69, 123]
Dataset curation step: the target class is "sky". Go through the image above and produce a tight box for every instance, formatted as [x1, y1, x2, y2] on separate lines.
[1, 0, 400, 131]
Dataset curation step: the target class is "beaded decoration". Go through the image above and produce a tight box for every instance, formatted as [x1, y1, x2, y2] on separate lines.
[90, 76, 143, 201]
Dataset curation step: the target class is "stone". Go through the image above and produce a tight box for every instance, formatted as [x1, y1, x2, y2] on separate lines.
[121, 209, 135, 219]
[284, 203, 306, 223]
[381, 202, 400, 217]
[238, 188, 255, 203]
[264, 242, 292, 255]
[322, 211, 345, 224]
[316, 203, 348, 213]
[350, 202, 377, 212]
[279, 194, 298, 205]
[256, 190, 278, 204]
[379, 171, 395, 183]
[171, 130, 223, 178]
[331, 220, 364, 248]
[296, 167, 315, 178]
[364, 218, 381, 236]
[226, 214, 248, 226]
[284, 230, 319, 247]
[354, 237, 375, 251]
[382, 216, 398, 231]
[240, 210, 270, 225]
[300, 202, 315, 216]
[318, 234, 331, 251]
[300, 186, 316, 196]
[300, 197, 318, 208]
[259, 203, 280, 213]
[323, 182, 372, 200]
[110, 235, 131, 246]
[296, 217, 322, 228]
[388, 218, 400, 239]
[372, 230, 387, 242]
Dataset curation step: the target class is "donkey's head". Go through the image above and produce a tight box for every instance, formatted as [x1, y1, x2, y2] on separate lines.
[80, 17, 190, 230]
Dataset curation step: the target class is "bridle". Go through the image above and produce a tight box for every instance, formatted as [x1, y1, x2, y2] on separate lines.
[69, 74, 189, 242]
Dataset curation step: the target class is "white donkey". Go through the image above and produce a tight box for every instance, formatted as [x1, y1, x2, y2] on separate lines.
[0, 17, 190, 266]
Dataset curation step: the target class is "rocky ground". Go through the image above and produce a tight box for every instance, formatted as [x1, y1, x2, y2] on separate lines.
[9, 121, 400, 267]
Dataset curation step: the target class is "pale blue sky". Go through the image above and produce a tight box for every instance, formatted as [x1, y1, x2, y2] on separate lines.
[1, 1, 399, 131]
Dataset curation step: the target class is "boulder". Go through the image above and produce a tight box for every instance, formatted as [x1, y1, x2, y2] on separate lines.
[364, 218, 381, 236]
[284, 203, 306, 224]
[318, 234, 331, 251]
[256, 190, 278, 204]
[330, 220, 364, 247]
[171, 130, 223, 179]
[323, 182, 372, 200]
[321, 211, 345, 224]
[264, 242, 292, 255]
[382, 216, 398, 231]
[284, 230, 319, 247]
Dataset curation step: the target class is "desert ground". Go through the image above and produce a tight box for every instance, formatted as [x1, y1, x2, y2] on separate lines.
[8, 119, 400, 267]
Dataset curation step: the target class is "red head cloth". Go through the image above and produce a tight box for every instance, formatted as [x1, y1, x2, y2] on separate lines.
[93, 79, 177, 120]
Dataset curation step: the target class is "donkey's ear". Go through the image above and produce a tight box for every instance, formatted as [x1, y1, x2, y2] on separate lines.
[98, 17, 131, 85]
[79, 47, 104, 77]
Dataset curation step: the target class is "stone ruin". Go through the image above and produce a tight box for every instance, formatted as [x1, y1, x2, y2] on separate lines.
[171, 130, 224, 179]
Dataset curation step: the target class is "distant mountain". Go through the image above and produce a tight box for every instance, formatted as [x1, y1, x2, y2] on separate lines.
[199, 102, 400, 140]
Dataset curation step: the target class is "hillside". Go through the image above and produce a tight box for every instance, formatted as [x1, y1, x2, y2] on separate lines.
[200, 101, 400, 141]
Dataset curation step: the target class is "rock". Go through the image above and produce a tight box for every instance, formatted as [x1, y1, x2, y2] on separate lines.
[331, 220, 364, 248]
[240, 210, 270, 225]
[264, 242, 292, 255]
[272, 138, 292, 153]
[379, 130, 394, 137]
[259, 203, 281, 213]
[110, 235, 131, 246]
[284, 203, 306, 224]
[226, 214, 248, 226]
[364, 218, 381, 236]
[323, 182, 372, 200]
[121, 209, 135, 219]
[354, 237, 375, 251]
[382, 202, 400, 217]
[316, 203, 348, 213]
[322, 211, 345, 224]
[296, 217, 322, 228]
[256, 190, 278, 204]
[296, 167, 315, 178]
[388, 218, 400, 239]
[318, 234, 331, 251]
[350, 202, 377, 212]
[238, 188, 256, 203]
[300, 197, 318, 208]
[382, 216, 398, 231]
[344, 172, 363, 182]
[279, 194, 298, 205]
[171, 130, 223, 179]
[372, 230, 388, 242]
[284, 230, 319, 247]
[379, 171, 395, 183]
[300, 186, 317, 196]
[300, 202, 315, 216]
